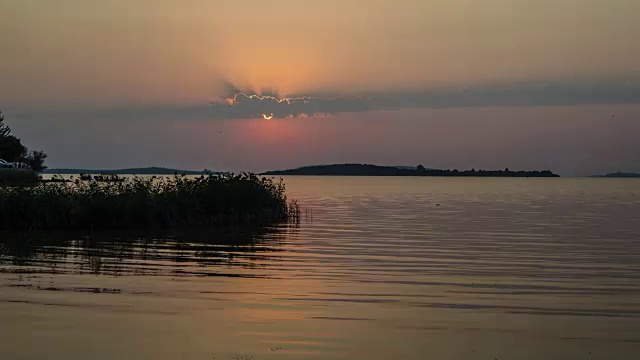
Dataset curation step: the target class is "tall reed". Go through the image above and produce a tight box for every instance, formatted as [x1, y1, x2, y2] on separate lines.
[0, 173, 299, 231]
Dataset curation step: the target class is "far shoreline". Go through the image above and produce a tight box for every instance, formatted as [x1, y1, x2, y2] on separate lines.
[41, 165, 640, 179]
[260, 164, 560, 178]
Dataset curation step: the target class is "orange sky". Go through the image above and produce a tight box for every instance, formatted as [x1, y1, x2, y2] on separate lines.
[3, 0, 639, 106]
[1, 1, 639, 175]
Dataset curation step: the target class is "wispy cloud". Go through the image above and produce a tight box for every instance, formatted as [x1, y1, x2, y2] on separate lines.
[16, 81, 640, 122]
[216, 91, 368, 120]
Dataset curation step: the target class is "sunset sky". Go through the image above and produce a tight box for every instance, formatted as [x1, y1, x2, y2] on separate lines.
[2, 0, 639, 175]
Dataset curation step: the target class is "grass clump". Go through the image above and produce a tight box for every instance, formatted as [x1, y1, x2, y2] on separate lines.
[0, 168, 39, 187]
[0, 173, 300, 231]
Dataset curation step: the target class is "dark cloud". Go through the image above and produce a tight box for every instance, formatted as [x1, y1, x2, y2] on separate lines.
[16, 81, 640, 122]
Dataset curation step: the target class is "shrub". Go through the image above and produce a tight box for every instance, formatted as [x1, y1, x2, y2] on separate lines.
[0, 168, 39, 187]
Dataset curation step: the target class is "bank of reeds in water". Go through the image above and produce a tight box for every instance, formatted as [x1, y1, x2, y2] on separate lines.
[0, 173, 300, 231]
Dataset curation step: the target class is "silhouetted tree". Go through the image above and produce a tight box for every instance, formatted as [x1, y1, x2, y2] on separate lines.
[0, 110, 47, 171]
[0, 135, 27, 162]
[0, 111, 11, 137]
[416, 164, 426, 172]
[23, 150, 48, 172]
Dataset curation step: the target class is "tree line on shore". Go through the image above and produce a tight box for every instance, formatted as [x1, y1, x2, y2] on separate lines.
[0, 110, 47, 172]
[262, 164, 560, 177]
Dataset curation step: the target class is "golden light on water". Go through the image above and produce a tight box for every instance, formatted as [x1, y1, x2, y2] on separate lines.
[262, 113, 274, 120]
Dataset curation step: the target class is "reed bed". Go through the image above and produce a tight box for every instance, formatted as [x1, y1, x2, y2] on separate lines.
[0, 173, 299, 231]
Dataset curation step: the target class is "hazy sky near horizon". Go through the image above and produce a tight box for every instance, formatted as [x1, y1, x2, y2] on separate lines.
[2, 0, 640, 175]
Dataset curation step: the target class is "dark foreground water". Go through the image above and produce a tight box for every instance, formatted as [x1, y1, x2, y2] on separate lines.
[1, 177, 639, 360]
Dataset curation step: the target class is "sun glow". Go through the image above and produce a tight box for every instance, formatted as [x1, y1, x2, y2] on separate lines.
[218, 92, 369, 120]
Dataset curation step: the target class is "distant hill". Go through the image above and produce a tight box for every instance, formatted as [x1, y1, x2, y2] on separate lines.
[294, 164, 417, 170]
[591, 172, 640, 178]
[45, 167, 222, 175]
[262, 164, 560, 177]
[393, 166, 419, 170]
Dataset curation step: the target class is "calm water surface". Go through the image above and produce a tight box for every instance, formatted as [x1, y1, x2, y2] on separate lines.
[1, 177, 640, 359]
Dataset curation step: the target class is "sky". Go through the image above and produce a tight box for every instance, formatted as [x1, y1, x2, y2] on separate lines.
[1, 0, 639, 175]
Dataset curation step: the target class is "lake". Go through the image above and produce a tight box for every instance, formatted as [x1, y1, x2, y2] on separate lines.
[1, 177, 639, 359]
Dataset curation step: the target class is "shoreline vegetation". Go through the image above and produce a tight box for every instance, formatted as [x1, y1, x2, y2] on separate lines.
[0, 173, 299, 231]
[0, 168, 40, 187]
[262, 164, 560, 177]
[591, 172, 640, 178]
[0, 110, 48, 172]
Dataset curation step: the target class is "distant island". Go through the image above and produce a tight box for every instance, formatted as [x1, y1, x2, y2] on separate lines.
[44, 167, 223, 175]
[591, 172, 640, 178]
[262, 164, 560, 177]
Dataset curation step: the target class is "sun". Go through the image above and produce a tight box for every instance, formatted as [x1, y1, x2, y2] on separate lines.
[262, 113, 274, 120]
